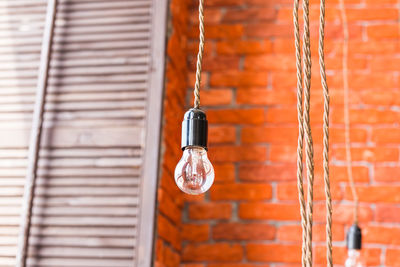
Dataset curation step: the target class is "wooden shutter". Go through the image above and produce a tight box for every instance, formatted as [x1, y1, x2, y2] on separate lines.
[0, 0, 166, 266]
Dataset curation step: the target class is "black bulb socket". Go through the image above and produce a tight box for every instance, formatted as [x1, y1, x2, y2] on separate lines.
[347, 224, 362, 250]
[181, 108, 208, 151]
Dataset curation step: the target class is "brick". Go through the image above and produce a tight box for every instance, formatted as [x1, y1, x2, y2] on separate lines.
[348, 73, 398, 90]
[387, 249, 400, 266]
[349, 41, 398, 55]
[314, 24, 363, 40]
[207, 108, 265, 124]
[244, 55, 297, 71]
[345, 186, 400, 203]
[321, 56, 368, 71]
[209, 125, 236, 144]
[155, 239, 164, 264]
[188, 25, 244, 39]
[216, 40, 272, 55]
[183, 194, 205, 203]
[182, 224, 209, 242]
[209, 145, 267, 162]
[157, 189, 182, 224]
[223, 7, 277, 22]
[213, 223, 275, 241]
[266, 107, 319, 124]
[199, 88, 233, 106]
[328, 165, 370, 183]
[210, 183, 272, 201]
[214, 163, 236, 183]
[193, 56, 240, 72]
[204, 0, 244, 6]
[244, 23, 293, 38]
[376, 205, 400, 223]
[271, 72, 297, 88]
[188, 203, 232, 220]
[373, 128, 400, 144]
[346, 8, 399, 21]
[236, 88, 297, 105]
[161, 244, 181, 267]
[277, 183, 343, 201]
[182, 243, 244, 262]
[370, 57, 400, 72]
[277, 223, 345, 242]
[361, 248, 382, 266]
[314, 203, 373, 224]
[210, 71, 269, 87]
[364, 226, 400, 245]
[269, 146, 297, 162]
[243, 0, 297, 5]
[247, 244, 301, 263]
[360, 90, 400, 106]
[241, 126, 297, 144]
[325, 128, 368, 144]
[239, 203, 300, 220]
[367, 25, 400, 39]
[239, 164, 296, 182]
[333, 147, 399, 162]
[157, 214, 181, 251]
[208, 264, 269, 267]
[375, 166, 400, 183]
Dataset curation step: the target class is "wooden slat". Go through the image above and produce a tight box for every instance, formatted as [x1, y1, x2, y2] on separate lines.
[26, 258, 134, 267]
[30, 216, 138, 227]
[32, 197, 139, 207]
[29, 226, 136, 237]
[28, 247, 134, 258]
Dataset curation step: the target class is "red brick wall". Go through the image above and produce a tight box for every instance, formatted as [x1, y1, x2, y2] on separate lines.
[178, 0, 400, 266]
[155, 0, 190, 266]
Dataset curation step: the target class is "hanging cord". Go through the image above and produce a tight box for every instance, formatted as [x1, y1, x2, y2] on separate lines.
[293, 0, 308, 265]
[16, 0, 57, 266]
[193, 0, 205, 109]
[318, 0, 333, 266]
[294, 0, 314, 265]
[295, 0, 332, 265]
[339, 0, 359, 225]
[301, 0, 315, 265]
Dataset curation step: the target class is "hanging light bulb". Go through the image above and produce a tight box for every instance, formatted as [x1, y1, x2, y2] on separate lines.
[174, 108, 214, 195]
[345, 224, 363, 267]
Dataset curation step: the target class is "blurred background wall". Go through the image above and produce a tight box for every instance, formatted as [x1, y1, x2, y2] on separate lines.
[155, 0, 400, 266]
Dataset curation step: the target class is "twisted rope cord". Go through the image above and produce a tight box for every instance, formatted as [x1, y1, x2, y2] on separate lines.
[301, 0, 315, 265]
[293, 0, 307, 266]
[294, 0, 332, 265]
[318, 0, 333, 266]
[194, 0, 205, 109]
[339, 0, 359, 225]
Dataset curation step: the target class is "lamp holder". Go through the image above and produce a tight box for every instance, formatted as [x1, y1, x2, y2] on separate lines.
[181, 108, 208, 150]
[347, 224, 362, 250]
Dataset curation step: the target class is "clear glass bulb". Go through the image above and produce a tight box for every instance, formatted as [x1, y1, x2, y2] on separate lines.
[345, 250, 363, 267]
[174, 146, 214, 195]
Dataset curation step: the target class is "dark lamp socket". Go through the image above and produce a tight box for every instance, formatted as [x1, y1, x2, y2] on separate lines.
[181, 108, 208, 150]
[347, 224, 362, 250]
